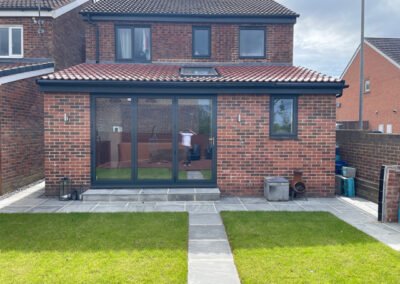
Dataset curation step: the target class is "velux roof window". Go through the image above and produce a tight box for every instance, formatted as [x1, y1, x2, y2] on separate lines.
[180, 67, 218, 76]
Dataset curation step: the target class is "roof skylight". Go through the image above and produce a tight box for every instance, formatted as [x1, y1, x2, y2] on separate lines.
[180, 67, 218, 77]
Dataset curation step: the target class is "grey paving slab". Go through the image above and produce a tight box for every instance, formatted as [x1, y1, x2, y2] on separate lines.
[39, 198, 68, 206]
[92, 205, 129, 212]
[189, 213, 223, 225]
[57, 204, 97, 213]
[195, 188, 220, 194]
[215, 197, 241, 204]
[188, 260, 240, 284]
[0, 206, 31, 213]
[189, 240, 233, 260]
[142, 189, 169, 194]
[28, 206, 63, 213]
[216, 203, 247, 212]
[153, 204, 186, 212]
[187, 171, 204, 180]
[244, 203, 276, 211]
[240, 197, 268, 204]
[187, 205, 217, 213]
[272, 204, 304, 211]
[139, 193, 168, 202]
[10, 198, 47, 207]
[189, 225, 227, 240]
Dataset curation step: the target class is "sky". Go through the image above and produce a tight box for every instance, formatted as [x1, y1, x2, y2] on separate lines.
[278, 0, 400, 78]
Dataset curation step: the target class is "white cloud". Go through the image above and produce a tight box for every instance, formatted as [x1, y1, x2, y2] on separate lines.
[277, 0, 400, 77]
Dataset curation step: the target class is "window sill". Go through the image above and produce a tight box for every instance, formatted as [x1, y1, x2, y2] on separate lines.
[269, 136, 299, 141]
[239, 56, 266, 59]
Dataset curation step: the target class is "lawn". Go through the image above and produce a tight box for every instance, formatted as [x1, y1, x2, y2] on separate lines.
[0, 213, 188, 284]
[221, 212, 400, 283]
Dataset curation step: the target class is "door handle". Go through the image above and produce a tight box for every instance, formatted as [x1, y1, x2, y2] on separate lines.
[209, 137, 215, 146]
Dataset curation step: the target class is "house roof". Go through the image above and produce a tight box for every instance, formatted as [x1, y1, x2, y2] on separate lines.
[0, 61, 54, 77]
[341, 37, 400, 78]
[41, 63, 340, 83]
[81, 0, 298, 18]
[365, 37, 400, 67]
[0, 0, 75, 11]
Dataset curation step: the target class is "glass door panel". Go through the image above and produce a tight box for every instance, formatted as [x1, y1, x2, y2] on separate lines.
[137, 98, 173, 180]
[95, 97, 132, 181]
[177, 99, 213, 181]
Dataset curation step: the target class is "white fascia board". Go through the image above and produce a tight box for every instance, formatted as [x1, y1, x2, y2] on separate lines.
[0, 67, 54, 85]
[52, 0, 90, 18]
[0, 0, 89, 19]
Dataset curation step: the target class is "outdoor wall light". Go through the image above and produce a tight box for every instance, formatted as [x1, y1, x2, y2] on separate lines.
[238, 114, 241, 123]
[64, 113, 69, 123]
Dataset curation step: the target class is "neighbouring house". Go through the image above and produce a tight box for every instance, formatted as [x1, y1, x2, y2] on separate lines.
[0, 0, 90, 196]
[37, 0, 346, 197]
[337, 37, 400, 133]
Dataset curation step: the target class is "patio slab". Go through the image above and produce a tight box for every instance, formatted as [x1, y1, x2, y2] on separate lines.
[189, 225, 227, 240]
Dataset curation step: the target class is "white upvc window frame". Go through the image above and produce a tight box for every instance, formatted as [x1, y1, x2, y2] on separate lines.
[0, 26, 23, 58]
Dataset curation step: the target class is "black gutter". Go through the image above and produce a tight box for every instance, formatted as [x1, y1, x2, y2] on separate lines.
[37, 79, 346, 96]
[80, 13, 298, 24]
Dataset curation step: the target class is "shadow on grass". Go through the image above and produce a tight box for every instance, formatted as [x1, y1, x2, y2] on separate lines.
[0, 212, 188, 252]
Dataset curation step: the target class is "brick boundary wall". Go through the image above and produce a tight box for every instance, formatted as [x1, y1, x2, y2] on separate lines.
[385, 170, 400, 223]
[336, 130, 400, 202]
[0, 77, 44, 195]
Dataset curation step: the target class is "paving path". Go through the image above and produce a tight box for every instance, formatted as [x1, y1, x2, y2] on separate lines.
[188, 212, 240, 284]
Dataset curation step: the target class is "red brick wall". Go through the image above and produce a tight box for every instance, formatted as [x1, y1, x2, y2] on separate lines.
[0, 5, 87, 70]
[52, 5, 87, 70]
[337, 43, 400, 133]
[0, 78, 44, 195]
[217, 94, 336, 196]
[336, 130, 400, 202]
[43, 93, 335, 197]
[44, 94, 91, 195]
[86, 21, 293, 64]
[0, 17, 53, 59]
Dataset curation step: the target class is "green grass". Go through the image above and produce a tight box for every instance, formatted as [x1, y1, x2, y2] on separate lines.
[0, 213, 188, 284]
[221, 212, 400, 284]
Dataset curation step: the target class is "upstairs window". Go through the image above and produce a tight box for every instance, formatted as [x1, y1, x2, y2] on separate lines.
[0, 26, 23, 58]
[193, 26, 211, 58]
[239, 27, 265, 58]
[270, 96, 298, 138]
[116, 26, 151, 62]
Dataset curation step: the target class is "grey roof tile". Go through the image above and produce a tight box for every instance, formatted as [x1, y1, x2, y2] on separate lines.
[81, 0, 298, 17]
[366, 37, 400, 66]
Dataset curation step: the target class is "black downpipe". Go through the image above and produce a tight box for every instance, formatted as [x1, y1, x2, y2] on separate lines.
[378, 165, 385, 222]
[88, 16, 100, 64]
[95, 23, 100, 63]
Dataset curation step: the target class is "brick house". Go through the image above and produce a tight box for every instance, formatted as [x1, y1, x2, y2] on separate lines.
[0, 0, 90, 195]
[37, 0, 346, 197]
[337, 37, 400, 133]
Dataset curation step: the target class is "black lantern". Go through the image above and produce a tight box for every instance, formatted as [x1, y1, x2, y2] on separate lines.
[59, 177, 72, 201]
